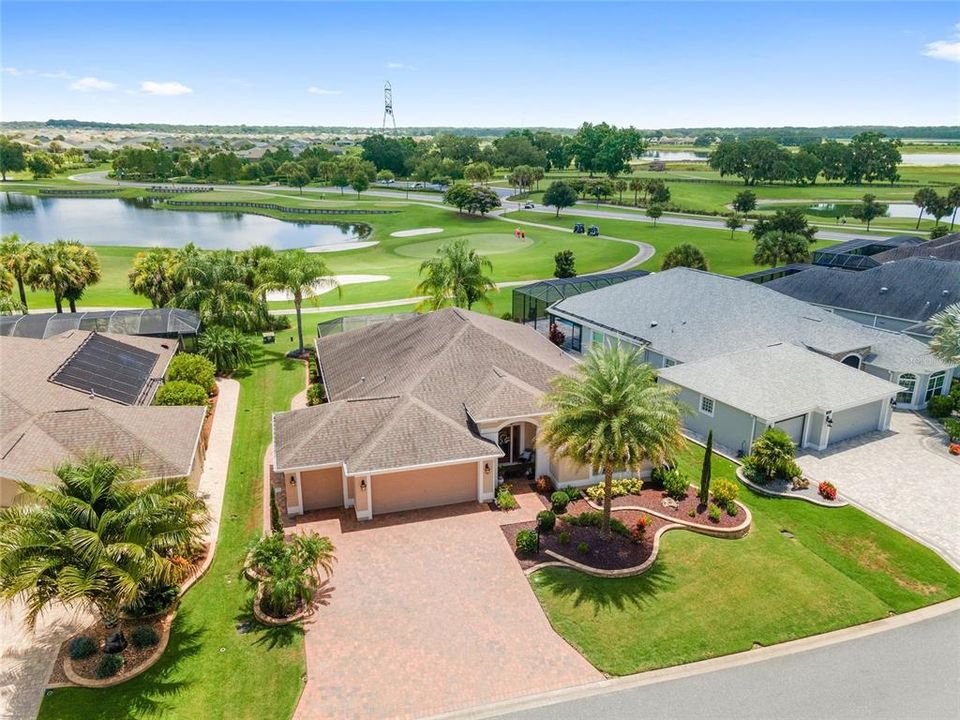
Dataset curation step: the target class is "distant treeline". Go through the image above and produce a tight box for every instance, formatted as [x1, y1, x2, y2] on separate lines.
[1, 120, 957, 141]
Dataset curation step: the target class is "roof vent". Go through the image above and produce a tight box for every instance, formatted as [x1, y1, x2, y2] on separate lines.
[944, 290, 950, 296]
[879, 287, 888, 293]
[650, 321, 658, 328]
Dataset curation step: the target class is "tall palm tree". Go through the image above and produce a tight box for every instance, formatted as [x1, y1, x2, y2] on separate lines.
[752, 231, 810, 268]
[661, 243, 708, 271]
[0, 454, 209, 631]
[257, 250, 338, 355]
[174, 250, 259, 329]
[628, 178, 644, 206]
[25, 240, 77, 313]
[0, 233, 36, 312]
[415, 238, 496, 312]
[128, 247, 182, 308]
[928, 303, 960, 366]
[948, 186, 960, 230]
[912, 187, 938, 230]
[61, 241, 101, 312]
[540, 345, 686, 536]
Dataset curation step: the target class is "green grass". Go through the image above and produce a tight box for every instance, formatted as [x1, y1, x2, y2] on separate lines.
[530, 445, 960, 676]
[24, 246, 152, 311]
[39, 335, 307, 720]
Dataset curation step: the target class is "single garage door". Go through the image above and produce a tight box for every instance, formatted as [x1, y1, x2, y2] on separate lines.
[775, 415, 805, 446]
[371, 461, 477, 515]
[300, 467, 344, 511]
[829, 401, 882, 445]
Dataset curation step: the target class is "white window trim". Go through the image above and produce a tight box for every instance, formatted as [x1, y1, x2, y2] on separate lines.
[699, 395, 715, 417]
[663, 357, 677, 368]
[925, 371, 946, 403]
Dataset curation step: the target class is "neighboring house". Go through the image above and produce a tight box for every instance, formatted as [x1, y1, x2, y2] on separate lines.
[548, 268, 954, 455]
[0, 331, 206, 505]
[764, 257, 960, 339]
[272, 309, 599, 521]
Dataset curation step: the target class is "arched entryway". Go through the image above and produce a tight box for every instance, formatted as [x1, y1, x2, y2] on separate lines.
[496, 420, 540, 481]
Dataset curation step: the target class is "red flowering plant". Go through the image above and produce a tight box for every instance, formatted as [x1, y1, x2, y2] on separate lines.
[631, 514, 653, 543]
[949, 443, 960, 456]
[818, 481, 838, 501]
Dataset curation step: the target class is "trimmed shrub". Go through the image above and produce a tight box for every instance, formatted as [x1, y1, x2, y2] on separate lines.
[740, 455, 764, 484]
[708, 505, 722, 523]
[576, 542, 589, 555]
[550, 491, 569, 513]
[687, 508, 697, 518]
[610, 518, 631, 538]
[661, 469, 689, 500]
[712, 478, 739, 506]
[564, 510, 602, 528]
[154, 380, 208, 408]
[945, 418, 960, 442]
[306, 383, 326, 406]
[515, 529, 538, 554]
[131, 626, 160, 649]
[818, 481, 838, 501]
[270, 486, 283, 535]
[496, 486, 518, 510]
[564, 487, 583, 501]
[537, 510, 556, 532]
[166, 353, 216, 395]
[95, 653, 124, 679]
[535, 475, 554, 494]
[927, 394, 955, 419]
[585, 477, 645, 502]
[69, 636, 97, 660]
[726, 501, 739, 517]
[558, 531, 571, 545]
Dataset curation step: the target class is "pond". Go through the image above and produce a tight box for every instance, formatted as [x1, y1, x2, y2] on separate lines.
[0, 193, 371, 250]
[777, 202, 950, 222]
[639, 150, 710, 162]
[899, 153, 960, 166]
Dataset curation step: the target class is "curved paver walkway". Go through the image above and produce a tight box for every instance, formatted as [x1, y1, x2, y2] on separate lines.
[796, 411, 960, 568]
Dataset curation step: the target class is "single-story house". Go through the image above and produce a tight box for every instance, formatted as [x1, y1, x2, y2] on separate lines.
[272, 309, 600, 521]
[0, 331, 206, 505]
[548, 268, 955, 454]
[764, 257, 959, 339]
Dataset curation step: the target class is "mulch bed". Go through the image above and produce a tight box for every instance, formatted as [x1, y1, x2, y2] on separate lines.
[49, 616, 166, 684]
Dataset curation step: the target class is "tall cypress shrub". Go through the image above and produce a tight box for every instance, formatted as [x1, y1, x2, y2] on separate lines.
[699, 430, 713, 505]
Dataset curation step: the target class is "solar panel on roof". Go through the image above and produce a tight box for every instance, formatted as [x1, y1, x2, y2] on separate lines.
[50, 333, 160, 405]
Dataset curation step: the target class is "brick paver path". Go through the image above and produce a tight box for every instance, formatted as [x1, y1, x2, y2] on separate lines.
[292, 492, 600, 719]
[797, 411, 960, 568]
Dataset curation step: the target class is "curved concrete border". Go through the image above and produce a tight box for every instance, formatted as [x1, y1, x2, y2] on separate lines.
[736, 467, 847, 508]
[62, 612, 175, 689]
[252, 583, 310, 626]
[582, 496, 753, 538]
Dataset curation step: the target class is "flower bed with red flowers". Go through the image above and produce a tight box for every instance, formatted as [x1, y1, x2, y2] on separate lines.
[818, 481, 838, 501]
[949, 443, 960, 456]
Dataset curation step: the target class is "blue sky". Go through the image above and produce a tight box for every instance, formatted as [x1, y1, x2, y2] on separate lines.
[2, 2, 958, 128]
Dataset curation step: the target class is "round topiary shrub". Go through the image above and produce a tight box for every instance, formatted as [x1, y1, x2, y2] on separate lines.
[726, 501, 739, 517]
[131, 626, 160, 649]
[69, 636, 97, 661]
[576, 542, 589, 555]
[711, 478, 739, 506]
[515, 529, 538, 554]
[536, 510, 556, 532]
[165, 353, 217, 395]
[558, 531, 570, 545]
[95, 653, 124, 679]
[550, 491, 569, 513]
[154, 380, 209, 408]
[661, 469, 689, 500]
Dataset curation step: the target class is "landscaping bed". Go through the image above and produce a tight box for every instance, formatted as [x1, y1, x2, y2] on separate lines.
[600, 484, 745, 529]
[50, 616, 167, 686]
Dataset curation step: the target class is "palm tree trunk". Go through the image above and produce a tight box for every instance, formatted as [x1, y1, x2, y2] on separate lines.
[69, 298, 78, 312]
[601, 467, 613, 536]
[916, 208, 923, 230]
[951, 207, 957, 230]
[294, 294, 304, 355]
[54, 293, 63, 314]
[16, 274, 27, 310]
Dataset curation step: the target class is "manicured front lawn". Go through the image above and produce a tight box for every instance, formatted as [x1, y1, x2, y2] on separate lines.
[39, 334, 306, 720]
[530, 445, 960, 676]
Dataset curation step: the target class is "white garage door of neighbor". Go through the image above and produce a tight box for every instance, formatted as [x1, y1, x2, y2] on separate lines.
[775, 415, 805, 445]
[829, 402, 881, 445]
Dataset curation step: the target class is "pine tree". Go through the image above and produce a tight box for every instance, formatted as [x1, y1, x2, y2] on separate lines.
[699, 430, 713, 505]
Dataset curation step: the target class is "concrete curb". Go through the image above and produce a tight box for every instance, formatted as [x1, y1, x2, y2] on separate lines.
[735, 467, 847, 508]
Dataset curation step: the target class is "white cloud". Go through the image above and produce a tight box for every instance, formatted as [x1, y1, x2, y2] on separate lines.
[386, 62, 416, 71]
[139, 80, 193, 96]
[923, 22, 960, 63]
[2, 67, 24, 76]
[307, 86, 342, 95]
[69, 76, 116, 92]
[39, 71, 74, 79]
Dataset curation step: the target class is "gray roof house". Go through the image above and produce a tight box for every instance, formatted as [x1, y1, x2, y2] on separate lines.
[549, 268, 954, 456]
[764, 257, 960, 338]
[273, 309, 596, 521]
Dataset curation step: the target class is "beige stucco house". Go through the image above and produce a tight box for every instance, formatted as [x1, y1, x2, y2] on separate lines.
[272, 309, 601, 520]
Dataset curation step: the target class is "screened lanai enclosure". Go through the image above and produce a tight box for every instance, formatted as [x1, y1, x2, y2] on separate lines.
[512, 271, 648, 323]
[0, 309, 201, 348]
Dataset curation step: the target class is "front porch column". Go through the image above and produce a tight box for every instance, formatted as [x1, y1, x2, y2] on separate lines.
[817, 417, 831, 450]
[291, 471, 304, 516]
[354, 474, 373, 521]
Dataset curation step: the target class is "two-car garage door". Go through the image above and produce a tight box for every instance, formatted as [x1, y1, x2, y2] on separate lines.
[371, 461, 477, 515]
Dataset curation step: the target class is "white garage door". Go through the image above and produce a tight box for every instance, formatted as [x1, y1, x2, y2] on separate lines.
[829, 401, 881, 445]
[774, 415, 805, 446]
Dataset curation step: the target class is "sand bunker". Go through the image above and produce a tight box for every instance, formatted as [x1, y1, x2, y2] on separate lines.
[265, 274, 390, 302]
[390, 227, 444, 238]
[305, 241, 379, 253]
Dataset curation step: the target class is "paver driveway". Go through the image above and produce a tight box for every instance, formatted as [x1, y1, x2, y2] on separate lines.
[797, 411, 960, 568]
[292, 491, 600, 720]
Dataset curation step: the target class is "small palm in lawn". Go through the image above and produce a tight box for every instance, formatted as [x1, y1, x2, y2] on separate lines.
[259, 532, 336, 618]
[198, 325, 255, 374]
[415, 238, 496, 312]
[541, 345, 686, 536]
[928, 303, 960, 365]
[661, 243, 708, 271]
[0, 455, 209, 631]
[0, 233, 37, 311]
[750, 428, 795, 481]
[258, 250, 339, 355]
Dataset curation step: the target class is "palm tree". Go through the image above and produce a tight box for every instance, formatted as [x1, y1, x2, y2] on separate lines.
[928, 303, 960, 366]
[0, 454, 208, 631]
[415, 238, 496, 312]
[61, 241, 101, 312]
[629, 178, 644, 206]
[0, 234, 36, 312]
[912, 187, 938, 230]
[258, 250, 338, 355]
[174, 250, 260, 329]
[128, 247, 182, 308]
[540, 345, 686, 536]
[25, 240, 77, 313]
[198, 325, 255, 374]
[661, 243, 708, 271]
[948, 186, 960, 230]
[752, 231, 810, 268]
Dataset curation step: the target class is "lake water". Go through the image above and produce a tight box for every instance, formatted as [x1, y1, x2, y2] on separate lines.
[800, 202, 948, 222]
[899, 153, 960, 166]
[0, 193, 371, 250]
[639, 150, 710, 162]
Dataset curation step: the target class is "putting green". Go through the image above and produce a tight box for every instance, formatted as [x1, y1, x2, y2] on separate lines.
[393, 233, 534, 259]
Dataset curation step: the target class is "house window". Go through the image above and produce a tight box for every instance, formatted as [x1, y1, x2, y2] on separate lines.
[925, 372, 946, 403]
[663, 357, 677, 368]
[592, 330, 604, 348]
[896, 373, 916, 405]
[699, 395, 715, 416]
